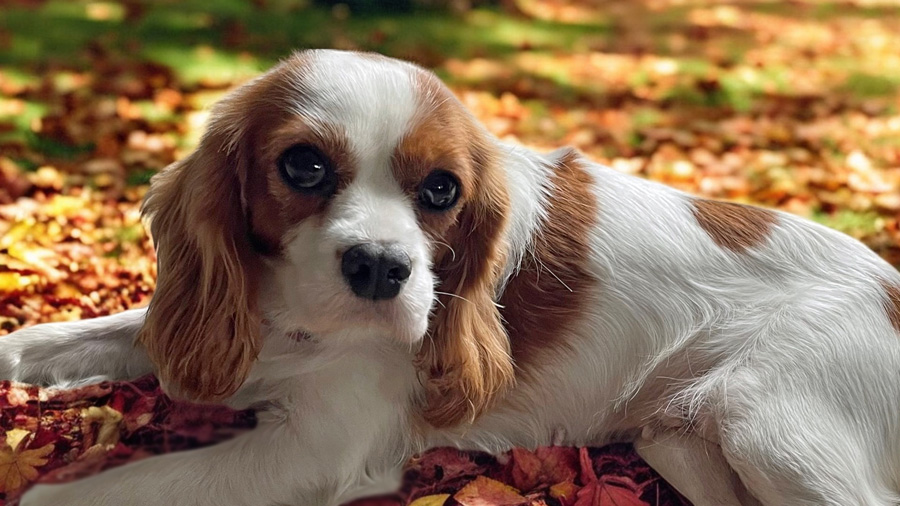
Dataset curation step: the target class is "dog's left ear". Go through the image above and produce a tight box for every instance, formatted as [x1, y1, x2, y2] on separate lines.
[417, 138, 516, 428]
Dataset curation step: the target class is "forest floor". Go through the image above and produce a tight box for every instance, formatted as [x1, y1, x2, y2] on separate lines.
[1, 0, 900, 330]
[1, 1, 900, 503]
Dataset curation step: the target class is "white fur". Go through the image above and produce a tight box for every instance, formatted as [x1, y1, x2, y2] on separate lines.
[4, 50, 900, 506]
[495, 143, 553, 291]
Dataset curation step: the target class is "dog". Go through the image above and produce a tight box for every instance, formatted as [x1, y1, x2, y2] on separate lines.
[3, 49, 900, 506]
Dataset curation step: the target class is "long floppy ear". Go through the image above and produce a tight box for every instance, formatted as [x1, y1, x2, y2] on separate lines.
[138, 99, 262, 402]
[417, 141, 515, 428]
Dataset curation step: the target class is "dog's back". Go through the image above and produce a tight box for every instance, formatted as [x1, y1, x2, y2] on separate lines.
[449, 146, 900, 505]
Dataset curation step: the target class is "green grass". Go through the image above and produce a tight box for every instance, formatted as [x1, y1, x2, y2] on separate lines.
[1, 0, 899, 175]
[0, 100, 47, 134]
[747, 1, 900, 21]
[125, 169, 158, 186]
[812, 209, 883, 237]
[841, 72, 900, 98]
[0, 0, 609, 78]
[26, 133, 94, 160]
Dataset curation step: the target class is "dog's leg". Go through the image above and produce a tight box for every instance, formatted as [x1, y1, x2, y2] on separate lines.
[19, 419, 327, 506]
[635, 427, 760, 506]
[0, 308, 152, 387]
[718, 402, 898, 506]
[713, 362, 900, 506]
[19, 392, 406, 506]
[19, 342, 418, 506]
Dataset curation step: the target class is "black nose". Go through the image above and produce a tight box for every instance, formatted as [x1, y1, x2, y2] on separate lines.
[341, 243, 412, 300]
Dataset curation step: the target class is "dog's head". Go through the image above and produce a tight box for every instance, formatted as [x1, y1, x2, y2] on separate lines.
[138, 50, 514, 426]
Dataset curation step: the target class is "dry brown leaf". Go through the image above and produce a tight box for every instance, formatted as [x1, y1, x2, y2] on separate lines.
[454, 476, 528, 506]
[0, 436, 54, 493]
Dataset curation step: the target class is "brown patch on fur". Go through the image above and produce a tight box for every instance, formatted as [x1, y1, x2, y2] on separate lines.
[401, 70, 515, 428]
[691, 199, 777, 253]
[138, 52, 343, 402]
[883, 280, 900, 334]
[500, 149, 599, 369]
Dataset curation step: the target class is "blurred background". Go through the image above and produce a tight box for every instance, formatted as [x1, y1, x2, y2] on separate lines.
[1, 0, 899, 333]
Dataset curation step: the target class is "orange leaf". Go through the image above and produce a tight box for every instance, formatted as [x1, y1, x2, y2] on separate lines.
[510, 448, 543, 491]
[549, 480, 580, 506]
[0, 439, 55, 493]
[535, 446, 579, 484]
[409, 494, 451, 506]
[511, 446, 580, 493]
[454, 476, 528, 506]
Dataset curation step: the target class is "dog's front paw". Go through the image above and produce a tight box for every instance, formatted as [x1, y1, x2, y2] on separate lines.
[0, 325, 110, 387]
[0, 336, 27, 383]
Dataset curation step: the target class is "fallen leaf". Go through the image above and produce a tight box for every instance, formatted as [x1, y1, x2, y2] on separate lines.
[409, 494, 451, 506]
[549, 481, 580, 506]
[510, 447, 543, 491]
[5, 429, 31, 451]
[0, 439, 54, 493]
[413, 448, 483, 482]
[510, 446, 579, 493]
[579, 447, 597, 484]
[574, 478, 646, 506]
[535, 446, 579, 485]
[81, 405, 123, 448]
[454, 476, 528, 506]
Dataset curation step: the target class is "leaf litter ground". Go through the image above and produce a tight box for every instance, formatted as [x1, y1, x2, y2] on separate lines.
[1, 0, 899, 504]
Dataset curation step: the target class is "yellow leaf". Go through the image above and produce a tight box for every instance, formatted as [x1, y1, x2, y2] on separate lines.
[409, 494, 451, 506]
[45, 195, 84, 218]
[0, 221, 31, 250]
[4, 429, 30, 451]
[0, 272, 29, 291]
[549, 481, 579, 501]
[0, 441, 54, 493]
[82, 405, 123, 448]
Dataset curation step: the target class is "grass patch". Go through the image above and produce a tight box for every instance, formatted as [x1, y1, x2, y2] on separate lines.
[631, 107, 665, 129]
[126, 169, 157, 186]
[1, 1, 611, 72]
[0, 100, 47, 133]
[841, 72, 900, 98]
[141, 46, 264, 87]
[26, 133, 94, 160]
[747, 2, 900, 21]
[812, 209, 882, 237]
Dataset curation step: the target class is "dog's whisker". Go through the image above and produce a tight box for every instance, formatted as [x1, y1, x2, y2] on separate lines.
[434, 291, 472, 304]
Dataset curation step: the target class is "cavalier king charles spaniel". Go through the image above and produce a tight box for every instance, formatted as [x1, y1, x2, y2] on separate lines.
[4, 49, 900, 506]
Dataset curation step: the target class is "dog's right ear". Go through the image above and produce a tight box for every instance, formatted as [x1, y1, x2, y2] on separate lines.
[138, 84, 266, 403]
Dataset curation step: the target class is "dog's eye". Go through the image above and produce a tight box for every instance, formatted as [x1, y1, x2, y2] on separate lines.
[278, 145, 335, 194]
[418, 170, 460, 212]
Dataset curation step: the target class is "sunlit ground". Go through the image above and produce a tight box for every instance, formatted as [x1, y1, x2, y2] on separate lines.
[1, 0, 899, 332]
